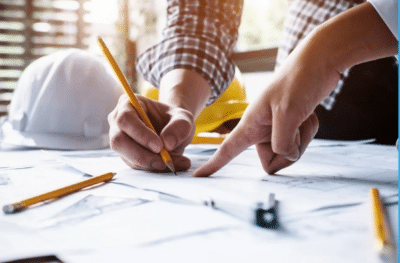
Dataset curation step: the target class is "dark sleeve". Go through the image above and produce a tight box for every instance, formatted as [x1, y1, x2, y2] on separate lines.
[136, 0, 243, 105]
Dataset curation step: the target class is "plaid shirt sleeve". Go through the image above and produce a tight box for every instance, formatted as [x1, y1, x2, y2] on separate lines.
[136, 0, 243, 106]
[275, 0, 361, 110]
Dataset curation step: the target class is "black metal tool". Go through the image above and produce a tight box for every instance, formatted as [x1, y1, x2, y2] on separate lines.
[202, 193, 278, 229]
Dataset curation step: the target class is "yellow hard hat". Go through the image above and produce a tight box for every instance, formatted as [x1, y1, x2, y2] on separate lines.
[141, 68, 248, 143]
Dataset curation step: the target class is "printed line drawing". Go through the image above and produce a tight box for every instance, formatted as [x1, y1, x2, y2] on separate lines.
[42, 195, 150, 228]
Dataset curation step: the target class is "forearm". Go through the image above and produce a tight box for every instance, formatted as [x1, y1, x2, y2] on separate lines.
[280, 1, 398, 110]
[136, 0, 243, 106]
[315, 2, 398, 74]
[159, 69, 211, 118]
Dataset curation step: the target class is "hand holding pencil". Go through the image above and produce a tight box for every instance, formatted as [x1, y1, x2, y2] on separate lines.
[99, 37, 196, 173]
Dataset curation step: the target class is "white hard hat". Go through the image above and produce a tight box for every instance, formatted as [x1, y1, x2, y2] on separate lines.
[1, 49, 123, 150]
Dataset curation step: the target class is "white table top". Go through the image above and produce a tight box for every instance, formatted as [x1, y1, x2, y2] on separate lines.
[0, 139, 398, 263]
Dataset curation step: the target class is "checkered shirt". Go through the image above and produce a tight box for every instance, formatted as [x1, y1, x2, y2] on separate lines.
[136, 0, 362, 109]
[136, 0, 243, 106]
[276, 0, 362, 110]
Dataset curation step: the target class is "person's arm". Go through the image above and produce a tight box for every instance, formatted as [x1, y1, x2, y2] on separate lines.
[136, 0, 243, 106]
[155, 68, 211, 152]
[108, 0, 243, 172]
[194, 1, 398, 177]
[320, 1, 397, 73]
[158, 69, 210, 119]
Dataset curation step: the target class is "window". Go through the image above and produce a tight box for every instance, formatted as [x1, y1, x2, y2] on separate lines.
[0, 0, 90, 117]
[235, 0, 288, 102]
[0, 0, 289, 117]
[0, 0, 130, 117]
[237, 0, 288, 52]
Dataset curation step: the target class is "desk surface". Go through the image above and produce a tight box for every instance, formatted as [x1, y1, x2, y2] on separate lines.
[0, 139, 398, 263]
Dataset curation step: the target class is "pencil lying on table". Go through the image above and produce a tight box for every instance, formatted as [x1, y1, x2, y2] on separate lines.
[97, 36, 176, 174]
[369, 188, 394, 262]
[3, 172, 115, 214]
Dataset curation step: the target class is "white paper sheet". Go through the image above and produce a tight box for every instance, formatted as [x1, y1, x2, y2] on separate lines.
[1, 139, 398, 263]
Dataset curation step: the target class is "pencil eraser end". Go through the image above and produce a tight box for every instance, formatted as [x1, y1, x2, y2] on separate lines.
[379, 245, 395, 262]
[3, 204, 15, 214]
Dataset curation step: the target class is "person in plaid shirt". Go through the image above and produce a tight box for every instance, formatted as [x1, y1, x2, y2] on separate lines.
[108, 0, 397, 175]
[276, 0, 397, 145]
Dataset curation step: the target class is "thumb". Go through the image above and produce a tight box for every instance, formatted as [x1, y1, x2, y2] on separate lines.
[160, 107, 194, 152]
[193, 123, 254, 177]
[271, 109, 301, 161]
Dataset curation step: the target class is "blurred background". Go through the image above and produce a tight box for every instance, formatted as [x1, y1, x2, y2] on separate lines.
[0, 0, 288, 117]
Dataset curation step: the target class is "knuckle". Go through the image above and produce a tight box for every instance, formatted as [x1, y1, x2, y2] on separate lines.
[115, 110, 132, 129]
[107, 110, 116, 124]
[175, 119, 193, 137]
[109, 131, 125, 151]
[119, 94, 129, 103]
[273, 101, 307, 124]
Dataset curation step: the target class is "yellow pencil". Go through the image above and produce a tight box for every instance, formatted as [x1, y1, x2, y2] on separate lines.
[3, 172, 115, 214]
[97, 36, 176, 174]
[369, 188, 394, 261]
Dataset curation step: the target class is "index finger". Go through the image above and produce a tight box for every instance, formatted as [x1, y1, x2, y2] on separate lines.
[192, 124, 253, 177]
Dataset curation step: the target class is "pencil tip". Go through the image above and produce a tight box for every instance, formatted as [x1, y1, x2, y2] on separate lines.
[165, 161, 176, 175]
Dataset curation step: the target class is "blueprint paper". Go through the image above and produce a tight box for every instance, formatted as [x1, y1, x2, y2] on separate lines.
[47, 141, 398, 215]
[1, 139, 397, 263]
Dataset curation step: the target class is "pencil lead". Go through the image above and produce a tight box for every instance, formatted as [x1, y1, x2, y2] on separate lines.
[165, 161, 176, 175]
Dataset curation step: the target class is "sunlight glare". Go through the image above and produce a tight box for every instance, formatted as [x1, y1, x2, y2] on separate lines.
[84, 0, 119, 23]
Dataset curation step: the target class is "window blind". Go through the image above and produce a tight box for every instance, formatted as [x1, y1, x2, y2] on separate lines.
[0, 0, 89, 117]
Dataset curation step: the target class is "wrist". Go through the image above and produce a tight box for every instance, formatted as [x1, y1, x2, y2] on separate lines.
[159, 69, 211, 118]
